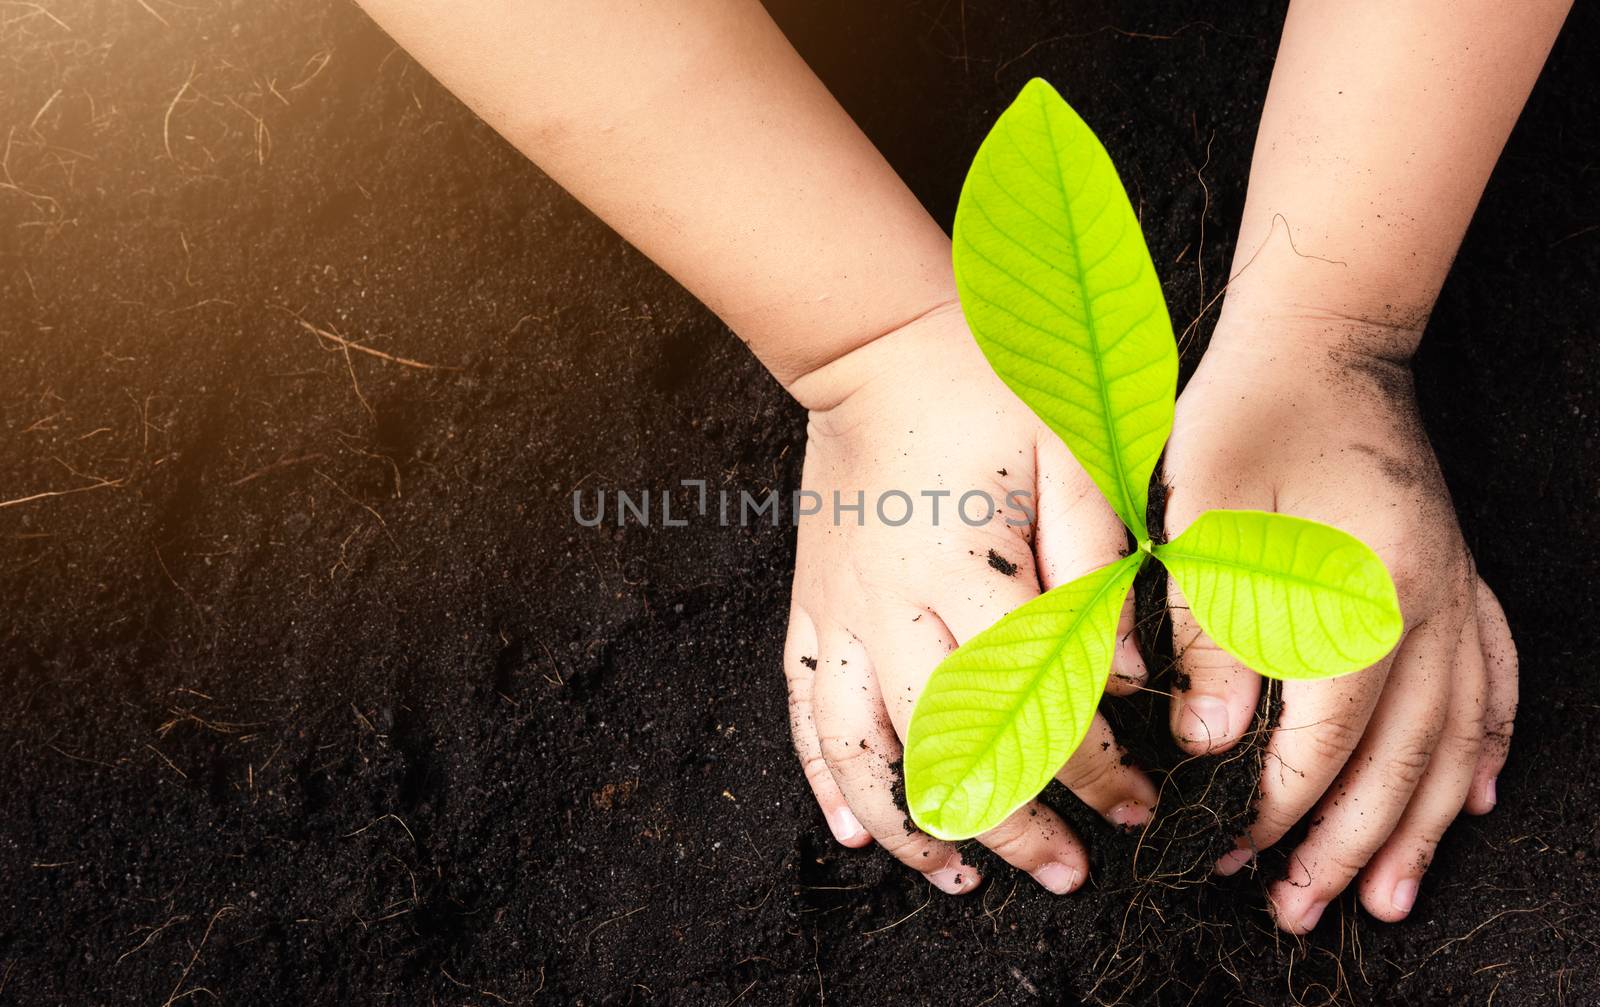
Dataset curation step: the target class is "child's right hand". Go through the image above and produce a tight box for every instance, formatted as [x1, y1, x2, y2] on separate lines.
[782, 302, 1158, 895]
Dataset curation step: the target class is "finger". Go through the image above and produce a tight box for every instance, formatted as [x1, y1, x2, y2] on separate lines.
[1263, 616, 1462, 933]
[1465, 578, 1517, 815]
[1054, 713, 1159, 828]
[1167, 579, 1261, 755]
[929, 574, 1158, 830]
[976, 805, 1090, 895]
[1034, 431, 1145, 693]
[1107, 595, 1146, 697]
[784, 603, 868, 847]
[1357, 617, 1487, 923]
[1160, 456, 1269, 754]
[1214, 653, 1389, 876]
[865, 608, 1090, 893]
[812, 629, 979, 894]
[931, 533, 1043, 647]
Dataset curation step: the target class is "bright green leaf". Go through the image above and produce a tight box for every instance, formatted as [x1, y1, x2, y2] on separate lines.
[1155, 510, 1404, 680]
[953, 78, 1176, 542]
[905, 553, 1143, 841]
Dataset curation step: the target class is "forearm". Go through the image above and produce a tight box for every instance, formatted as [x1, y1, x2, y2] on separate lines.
[1218, 0, 1571, 357]
[352, 0, 954, 406]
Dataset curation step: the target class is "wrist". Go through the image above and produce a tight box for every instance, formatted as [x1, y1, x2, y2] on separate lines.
[1211, 229, 1434, 363]
[1211, 294, 1426, 366]
[783, 296, 964, 412]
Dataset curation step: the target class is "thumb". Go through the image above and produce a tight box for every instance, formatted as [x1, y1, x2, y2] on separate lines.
[1166, 579, 1261, 754]
[1161, 470, 1265, 755]
[1034, 432, 1145, 694]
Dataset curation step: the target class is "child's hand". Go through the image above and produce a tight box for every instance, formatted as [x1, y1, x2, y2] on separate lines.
[1162, 318, 1517, 932]
[783, 303, 1158, 895]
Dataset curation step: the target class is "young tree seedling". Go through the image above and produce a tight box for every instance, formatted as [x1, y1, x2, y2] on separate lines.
[904, 79, 1404, 841]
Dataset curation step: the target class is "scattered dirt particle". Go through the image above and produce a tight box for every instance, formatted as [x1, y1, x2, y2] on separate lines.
[888, 758, 914, 834]
[987, 549, 1019, 577]
[591, 779, 638, 811]
[800, 656, 818, 670]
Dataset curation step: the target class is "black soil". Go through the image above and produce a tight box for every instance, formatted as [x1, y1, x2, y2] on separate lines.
[3, 2, 1597, 1004]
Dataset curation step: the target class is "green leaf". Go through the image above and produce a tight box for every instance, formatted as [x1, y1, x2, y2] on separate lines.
[905, 553, 1143, 841]
[1155, 510, 1404, 680]
[953, 78, 1176, 541]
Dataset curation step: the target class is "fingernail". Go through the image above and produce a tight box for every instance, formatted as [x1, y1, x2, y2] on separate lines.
[1109, 800, 1150, 828]
[1391, 877, 1419, 915]
[1214, 847, 1253, 877]
[827, 806, 865, 844]
[1299, 900, 1327, 932]
[928, 857, 978, 895]
[1485, 776, 1498, 809]
[1031, 861, 1082, 895]
[1180, 696, 1230, 747]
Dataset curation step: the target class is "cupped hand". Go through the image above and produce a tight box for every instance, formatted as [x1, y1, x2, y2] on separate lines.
[782, 303, 1158, 895]
[1162, 318, 1517, 932]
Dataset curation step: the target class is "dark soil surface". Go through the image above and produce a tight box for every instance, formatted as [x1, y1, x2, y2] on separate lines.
[3, 1, 1597, 1004]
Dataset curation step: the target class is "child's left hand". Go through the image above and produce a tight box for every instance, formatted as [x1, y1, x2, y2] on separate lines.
[783, 302, 1158, 894]
[1162, 317, 1518, 932]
